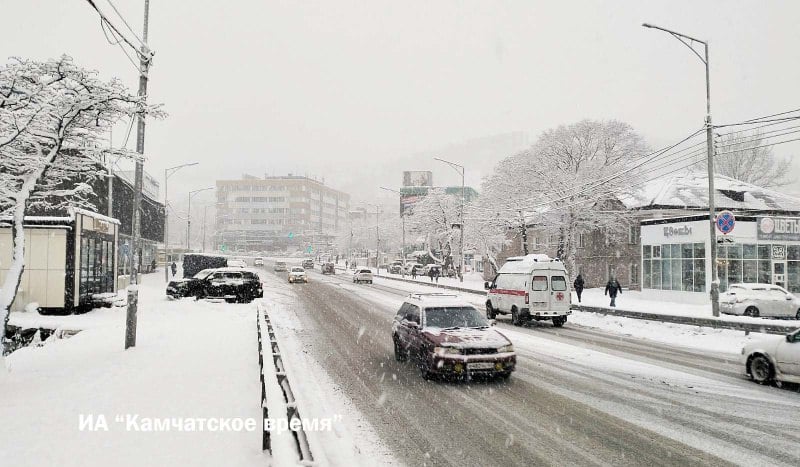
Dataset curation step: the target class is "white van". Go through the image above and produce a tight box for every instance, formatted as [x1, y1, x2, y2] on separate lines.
[484, 254, 571, 327]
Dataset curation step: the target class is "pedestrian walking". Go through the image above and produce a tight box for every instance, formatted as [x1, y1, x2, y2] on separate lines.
[573, 274, 585, 303]
[428, 267, 435, 283]
[411, 266, 417, 280]
[604, 275, 622, 307]
[150, 259, 157, 273]
[434, 267, 440, 284]
[170, 261, 177, 277]
[345, 260, 349, 269]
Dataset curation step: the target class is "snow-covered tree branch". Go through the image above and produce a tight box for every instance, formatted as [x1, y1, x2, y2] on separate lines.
[0, 55, 165, 354]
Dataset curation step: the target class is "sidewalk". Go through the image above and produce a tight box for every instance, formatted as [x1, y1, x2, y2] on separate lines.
[2, 273, 266, 467]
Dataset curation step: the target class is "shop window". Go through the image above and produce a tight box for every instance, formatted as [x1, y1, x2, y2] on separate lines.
[693, 259, 705, 292]
[758, 244, 771, 259]
[681, 243, 694, 259]
[694, 242, 705, 258]
[758, 260, 771, 284]
[743, 244, 757, 260]
[743, 260, 758, 283]
[671, 244, 681, 259]
[682, 259, 693, 291]
[788, 246, 800, 261]
[642, 245, 651, 259]
[788, 261, 800, 293]
[661, 260, 671, 290]
[652, 245, 661, 259]
[671, 259, 681, 291]
[651, 261, 662, 289]
[643, 260, 651, 288]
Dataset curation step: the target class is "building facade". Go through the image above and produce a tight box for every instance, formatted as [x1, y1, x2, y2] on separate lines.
[215, 174, 350, 252]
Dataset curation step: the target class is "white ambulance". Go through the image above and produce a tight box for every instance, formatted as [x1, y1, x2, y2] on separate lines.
[484, 254, 572, 327]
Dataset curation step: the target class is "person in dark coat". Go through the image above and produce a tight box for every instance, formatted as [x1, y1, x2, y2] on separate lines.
[604, 276, 622, 307]
[150, 259, 157, 273]
[170, 261, 177, 277]
[428, 267, 435, 283]
[573, 274, 585, 303]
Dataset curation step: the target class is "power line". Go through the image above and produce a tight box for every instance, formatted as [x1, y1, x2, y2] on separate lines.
[83, 0, 146, 60]
[104, 0, 145, 47]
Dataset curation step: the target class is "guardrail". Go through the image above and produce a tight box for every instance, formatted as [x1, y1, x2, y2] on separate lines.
[256, 303, 315, 463]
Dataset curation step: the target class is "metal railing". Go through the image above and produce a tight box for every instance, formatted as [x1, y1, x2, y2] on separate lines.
[257, 304, 315, 463]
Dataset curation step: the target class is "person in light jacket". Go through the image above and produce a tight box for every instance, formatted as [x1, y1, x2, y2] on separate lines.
[604, 276, 622, 307]
[573, 274, 585, 303]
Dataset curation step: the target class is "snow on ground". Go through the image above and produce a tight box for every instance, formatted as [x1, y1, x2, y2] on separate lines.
[2, 272, 266, 467]
[257, 272, 399, 467]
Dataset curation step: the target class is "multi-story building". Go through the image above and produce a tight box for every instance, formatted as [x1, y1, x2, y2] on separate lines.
[214, 174, 350, 252]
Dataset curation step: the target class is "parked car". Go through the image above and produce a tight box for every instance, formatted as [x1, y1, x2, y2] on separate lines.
[353, 268, 373, 284]
[392, 293, 516, 379]
[404, 262, 424, 275]
[741, 327, 800, 384]
[254, 257, 264, 267]
[227, 258, 247, 268]
[322, 262, 336, 275]
[166, 268, 216, 299]
[274, 261, 287, 272]
[421, 264, 442, 276]
[288, 266, 309, 283]
[194, 268, 263, 303]
[721, 283, 800, 319]
[485, 254, 571, 327]
[389, 261, 404, 274]
[302, 258, 314, 269]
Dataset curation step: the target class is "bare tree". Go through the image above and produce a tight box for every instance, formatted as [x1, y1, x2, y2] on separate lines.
[713, 130, 792, 187]
[479, 119, 649, 275]
[404, 189, 461, 268]
[0, 56, 163, 354]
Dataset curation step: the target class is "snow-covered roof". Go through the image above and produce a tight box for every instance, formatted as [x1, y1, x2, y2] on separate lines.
[68, 207, 121, 225]
[621, 170, 800, 212]
[498, 254, 565, 274]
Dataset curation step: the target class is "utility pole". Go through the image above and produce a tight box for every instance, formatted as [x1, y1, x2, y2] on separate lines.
[125, 0, 152, 350]
[380, 186, 407, 275]
[163, 162, 198, 281]
[187, 187, 214, 250]
[642, 23, 719, 317]
[202, 205, 209, 253]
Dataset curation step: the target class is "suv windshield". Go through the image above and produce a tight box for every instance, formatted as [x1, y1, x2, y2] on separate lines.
[424, 306, 488, 329]
[291, 267, 304, 272]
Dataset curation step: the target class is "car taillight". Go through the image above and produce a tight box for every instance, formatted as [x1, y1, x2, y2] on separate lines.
[525, 292, 529, 304]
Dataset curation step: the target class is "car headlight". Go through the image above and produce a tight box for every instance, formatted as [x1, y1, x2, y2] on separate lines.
[498, 344, 514, 353]
[434, 346, 461, 356]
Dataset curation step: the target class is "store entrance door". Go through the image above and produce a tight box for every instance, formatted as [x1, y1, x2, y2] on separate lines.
[773, 261, 787, 288]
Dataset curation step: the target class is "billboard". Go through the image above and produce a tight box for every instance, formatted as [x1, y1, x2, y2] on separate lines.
[757, 216, 800, 241]
[403, 171, 433, 187]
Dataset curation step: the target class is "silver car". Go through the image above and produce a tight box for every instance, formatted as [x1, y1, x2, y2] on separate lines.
[720, 283, 800, 319]
[741, 328, 800, 384]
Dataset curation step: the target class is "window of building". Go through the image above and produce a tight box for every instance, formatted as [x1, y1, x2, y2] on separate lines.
[630, 263, 639, 285]
[234, 196, 251, 203]
[577, 233, 585, 248]
[643, 242, 705, 292]
[628, 225, 639, 245]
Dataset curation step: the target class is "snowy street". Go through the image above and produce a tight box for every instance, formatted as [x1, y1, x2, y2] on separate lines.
[266, 262, 800, 466]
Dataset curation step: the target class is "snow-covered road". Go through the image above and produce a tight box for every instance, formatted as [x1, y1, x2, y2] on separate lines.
[268, 263, 800, 466]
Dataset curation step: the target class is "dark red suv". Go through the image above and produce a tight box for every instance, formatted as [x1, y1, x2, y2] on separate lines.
[391, 293, 516, 379]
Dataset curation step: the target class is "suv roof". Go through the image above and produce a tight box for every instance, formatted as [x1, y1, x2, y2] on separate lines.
[404, 293, 471, 308]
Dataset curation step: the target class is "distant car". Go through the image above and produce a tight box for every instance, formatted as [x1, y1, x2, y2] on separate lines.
[166, 268, 216, 299]
[353, 268, 373, 284]
[392, 293, 516, 380]
[274, 261, 287, 272]
[227, 259, 247, 268]
[254, 258, 264, 267]
[302, 259, 314, 269]
[720, 283, 800, 319]
[194, 268, 263, 303]
[404, 262, 424, 275]
[741, 327, 800, 384]
[288, 266, 308, 284]
[389, 262, 404, 274]
[421, 264, 442, 276]
[322, 262, 336, 275]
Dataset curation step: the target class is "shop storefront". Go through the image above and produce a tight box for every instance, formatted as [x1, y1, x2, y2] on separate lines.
[0, 208, 119, 313]
[641, 215, 800, 299]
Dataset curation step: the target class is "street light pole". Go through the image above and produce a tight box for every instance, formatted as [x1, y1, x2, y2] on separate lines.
[434, 157, 466, 282]
[643, 22, 719, 316]
[163, 162, 198, 281]
[381, 186, 407, 276]
[187, 187, 214, 251]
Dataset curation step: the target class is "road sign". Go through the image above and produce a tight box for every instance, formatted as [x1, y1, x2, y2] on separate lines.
[288, 232, 294, 239]
[306, 245, 313, 253]
[716, 210, 735, 235]
[220, 244, 227, 252]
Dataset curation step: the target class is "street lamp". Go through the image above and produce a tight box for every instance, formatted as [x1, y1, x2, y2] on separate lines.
[187, 187, 214, 250]
[642, 22, 720, 317]
[163, 162, 198, 281]
[434, 157, 466, 282]
[380, 186, 406, 276]
[361, 203, 381, 275]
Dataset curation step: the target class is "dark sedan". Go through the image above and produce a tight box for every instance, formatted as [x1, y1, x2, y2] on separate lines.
[166, 268, 216, 299]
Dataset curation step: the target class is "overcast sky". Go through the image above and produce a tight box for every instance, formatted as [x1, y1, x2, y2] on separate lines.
[4, 0, 800, 208]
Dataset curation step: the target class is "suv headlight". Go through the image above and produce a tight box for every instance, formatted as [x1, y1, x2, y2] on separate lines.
[434, 346, 461, 356]
[498, 344, 514, 353]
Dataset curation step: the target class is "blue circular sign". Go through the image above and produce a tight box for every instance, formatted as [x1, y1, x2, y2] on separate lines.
[716, 210, 735, 234]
